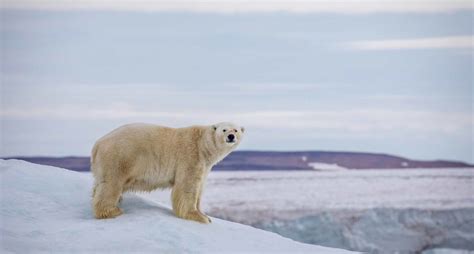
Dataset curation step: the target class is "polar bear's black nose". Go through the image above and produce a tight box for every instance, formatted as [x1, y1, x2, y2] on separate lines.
[228, 134, 235, 141]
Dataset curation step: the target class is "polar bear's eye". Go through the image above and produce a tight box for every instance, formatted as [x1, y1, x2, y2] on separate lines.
[223, 129, 227, 132]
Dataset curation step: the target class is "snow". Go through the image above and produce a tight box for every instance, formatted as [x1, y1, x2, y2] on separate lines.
[260, 208, 474, 253]
[307, 162, 348, 171]
[141, 169, 474, 253]
[0, 159, 354, 253]
[422, 249, 474, 254]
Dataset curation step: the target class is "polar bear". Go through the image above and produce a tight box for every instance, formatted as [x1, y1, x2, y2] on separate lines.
[91, 122, 244, 223]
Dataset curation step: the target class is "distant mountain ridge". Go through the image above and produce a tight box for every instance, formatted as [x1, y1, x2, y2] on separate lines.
[5, 151, 472, 172]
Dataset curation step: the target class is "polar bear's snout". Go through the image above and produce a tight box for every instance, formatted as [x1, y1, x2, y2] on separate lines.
[226, 134, 235, 143]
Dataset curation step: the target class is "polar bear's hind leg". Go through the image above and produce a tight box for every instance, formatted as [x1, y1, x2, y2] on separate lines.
[93, 181, 123, 219]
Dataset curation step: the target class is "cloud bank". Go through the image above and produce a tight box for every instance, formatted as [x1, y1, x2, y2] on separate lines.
[344, 36, 474, 50]
[2, 107, 471, 135]
[2, 0, 473, 13]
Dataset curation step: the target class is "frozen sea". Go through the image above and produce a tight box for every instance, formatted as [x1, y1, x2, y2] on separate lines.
[140, 168, 474, 253]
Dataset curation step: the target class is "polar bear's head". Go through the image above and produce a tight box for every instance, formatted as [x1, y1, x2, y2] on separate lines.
[212, 122, 245, 148]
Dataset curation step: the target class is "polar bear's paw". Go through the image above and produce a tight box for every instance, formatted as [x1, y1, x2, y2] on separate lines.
[199, 211, 212, 223]
[94, 207, 123, 219]
[184, 210, 211, 224]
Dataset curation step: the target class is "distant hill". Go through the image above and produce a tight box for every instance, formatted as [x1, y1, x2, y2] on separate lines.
[5, 151, 472, 172]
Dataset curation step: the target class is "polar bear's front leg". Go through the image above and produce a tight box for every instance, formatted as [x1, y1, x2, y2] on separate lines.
[171, 172, 210, 224]
[197, 188, 211, 223]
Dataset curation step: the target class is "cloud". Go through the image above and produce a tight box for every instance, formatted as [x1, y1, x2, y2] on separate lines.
[2, 106, 471, 135]
[343, 36, 473, 50]
[2, 0, 472, 13]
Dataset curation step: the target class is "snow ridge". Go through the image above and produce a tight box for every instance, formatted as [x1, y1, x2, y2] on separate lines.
[0, 159, 354, 253]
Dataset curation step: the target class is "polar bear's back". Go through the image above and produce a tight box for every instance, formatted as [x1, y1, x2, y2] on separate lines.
[91, 123, 181, 165]
[99, 123, 169, 141]
[90, 123, 207, 181]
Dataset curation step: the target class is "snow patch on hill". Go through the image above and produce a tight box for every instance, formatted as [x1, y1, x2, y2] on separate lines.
[0, 159, 354, 253]
[308, 162, 348, 171]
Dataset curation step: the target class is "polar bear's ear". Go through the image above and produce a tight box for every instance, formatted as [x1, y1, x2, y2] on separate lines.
[213, 125, 217, 131]
[240, 126, 245, 133]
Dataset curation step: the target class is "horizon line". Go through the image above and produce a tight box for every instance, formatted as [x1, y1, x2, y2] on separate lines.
[2, 149, 473, 165]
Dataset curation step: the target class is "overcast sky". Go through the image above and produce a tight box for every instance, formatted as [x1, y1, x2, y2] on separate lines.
[1, 1, 473, 163]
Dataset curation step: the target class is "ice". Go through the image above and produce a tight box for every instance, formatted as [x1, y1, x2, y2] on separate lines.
[0, 159, 354, 253]
[141, 169, 474, 253]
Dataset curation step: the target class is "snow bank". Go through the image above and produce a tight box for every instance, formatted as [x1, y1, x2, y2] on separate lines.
[0, 159, 354, 253]
[258, 208, 474, 253]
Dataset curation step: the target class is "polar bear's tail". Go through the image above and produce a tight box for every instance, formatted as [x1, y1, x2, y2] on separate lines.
[91, 143, 99, 168]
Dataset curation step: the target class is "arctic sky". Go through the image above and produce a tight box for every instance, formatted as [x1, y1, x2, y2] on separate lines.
[1, 1, 473, 163]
